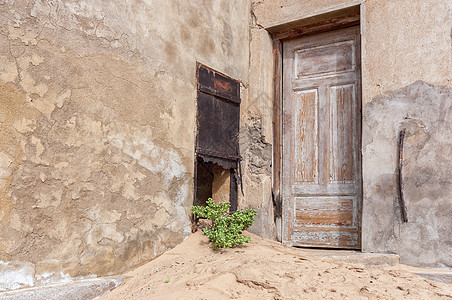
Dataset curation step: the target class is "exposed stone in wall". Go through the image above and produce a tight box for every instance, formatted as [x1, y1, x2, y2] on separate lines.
[0, 0, 250, 290]
[242, 118, 272, 179]
[240, 117, 275, 239]
[362, 81, 452, 268]
[239, 8, 276, 239]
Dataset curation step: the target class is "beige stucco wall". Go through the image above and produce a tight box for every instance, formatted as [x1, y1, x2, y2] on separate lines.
[250, 0, 452, 267]
[0, 0, 250, 291]
[1, 0, 450, 290]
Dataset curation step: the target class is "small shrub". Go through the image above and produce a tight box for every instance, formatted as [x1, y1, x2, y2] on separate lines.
[191, 198, 257, 250]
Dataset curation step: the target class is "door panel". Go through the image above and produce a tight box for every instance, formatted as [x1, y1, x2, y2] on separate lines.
[295, 40, 355, 78]
[295, 197, 354, 227]
[329, 84, 356, 184]
[282, 26, 362, 249]
[294, 89, 318, 184]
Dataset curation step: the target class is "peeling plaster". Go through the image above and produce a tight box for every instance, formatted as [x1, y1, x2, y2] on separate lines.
[0, 0, 250, 291]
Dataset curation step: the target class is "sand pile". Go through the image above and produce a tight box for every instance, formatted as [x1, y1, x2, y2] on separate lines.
[102, 232, 452, 299]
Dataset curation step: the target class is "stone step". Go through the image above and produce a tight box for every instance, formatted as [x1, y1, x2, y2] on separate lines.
[0, 276, 125, 300]
[412, 271, 452, 284]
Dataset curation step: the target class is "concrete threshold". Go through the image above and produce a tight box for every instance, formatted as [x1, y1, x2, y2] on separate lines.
[0, 276, 125, 300]
[298, 248, 400, 268]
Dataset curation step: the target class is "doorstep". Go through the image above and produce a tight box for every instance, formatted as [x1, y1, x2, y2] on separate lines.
[298, 248, 452, 284]
[297, 248, 400, 268]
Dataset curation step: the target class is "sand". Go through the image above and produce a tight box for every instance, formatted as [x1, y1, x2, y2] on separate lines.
[102, 232, 452, 300]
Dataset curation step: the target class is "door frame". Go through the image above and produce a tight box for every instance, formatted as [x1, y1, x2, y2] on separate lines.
[268, 5, 362, 247]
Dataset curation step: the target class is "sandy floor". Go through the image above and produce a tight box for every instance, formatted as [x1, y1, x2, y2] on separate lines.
[102, 232, 452, 300]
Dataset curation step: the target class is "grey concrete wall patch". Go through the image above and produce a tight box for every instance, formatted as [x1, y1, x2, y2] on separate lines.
[362, 81, 452, 268]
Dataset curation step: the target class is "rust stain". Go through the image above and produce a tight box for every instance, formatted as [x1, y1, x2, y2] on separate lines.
[214, 78, 232, 93]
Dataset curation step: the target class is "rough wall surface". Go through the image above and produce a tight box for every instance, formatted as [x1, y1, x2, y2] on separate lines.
[0, 0, 250, 290]
[363, 81, 452, 268]
[239, 13, 275, 239]
[251, 0, 452, 267]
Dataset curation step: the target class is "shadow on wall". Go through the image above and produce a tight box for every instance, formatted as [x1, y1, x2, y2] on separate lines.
[362, 80, 452, 268]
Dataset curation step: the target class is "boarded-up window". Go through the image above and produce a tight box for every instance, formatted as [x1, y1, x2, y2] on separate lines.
[194, 63, 241, 211]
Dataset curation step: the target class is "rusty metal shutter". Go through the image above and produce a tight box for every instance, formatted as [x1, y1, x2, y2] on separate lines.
[195, 63, 241, 211]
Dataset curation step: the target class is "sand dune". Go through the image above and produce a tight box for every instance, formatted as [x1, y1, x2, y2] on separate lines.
[102, 232, 452, 299]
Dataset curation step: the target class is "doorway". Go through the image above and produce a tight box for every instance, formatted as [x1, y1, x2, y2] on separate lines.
[281, 25, 362, 249]
[193, 63, 241, 212]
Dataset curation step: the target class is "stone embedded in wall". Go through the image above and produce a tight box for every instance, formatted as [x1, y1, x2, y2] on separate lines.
[242, 12, 277, 240]
[239, 116, 275, 239]
[242, 119, 272, 179]
[239, 118, 272, 209]
[362, 81, 452, 268]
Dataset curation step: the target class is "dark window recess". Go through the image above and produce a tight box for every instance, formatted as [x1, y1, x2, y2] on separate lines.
[194, 63, 242, 212]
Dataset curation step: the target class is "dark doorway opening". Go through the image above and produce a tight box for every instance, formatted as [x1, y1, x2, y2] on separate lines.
[194, 158, 238, 211]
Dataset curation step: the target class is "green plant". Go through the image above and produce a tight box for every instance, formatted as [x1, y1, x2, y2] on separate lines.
[191, 198, 257, 250]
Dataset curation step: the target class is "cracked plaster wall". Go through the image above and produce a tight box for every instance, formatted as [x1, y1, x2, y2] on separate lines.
[250, 0, 452, 267]
[0, 0, 250, 290]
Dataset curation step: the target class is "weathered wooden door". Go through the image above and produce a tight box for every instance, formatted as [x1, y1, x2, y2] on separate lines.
[282, 26, 362, 249]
